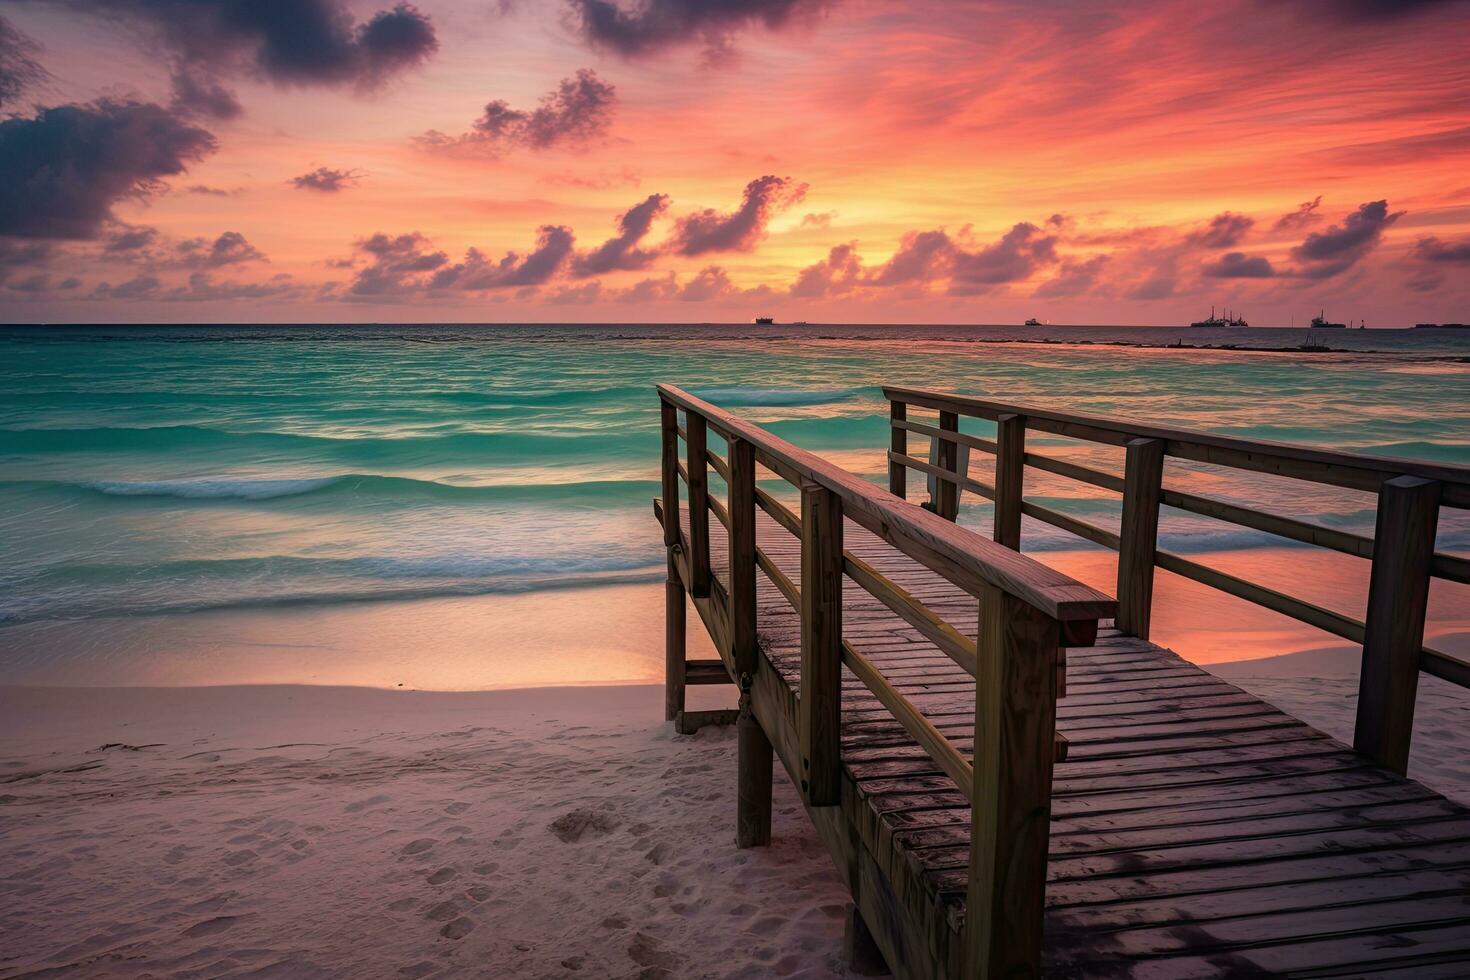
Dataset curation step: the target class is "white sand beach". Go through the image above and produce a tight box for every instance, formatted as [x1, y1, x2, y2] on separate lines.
[3, 651, 1469, 980]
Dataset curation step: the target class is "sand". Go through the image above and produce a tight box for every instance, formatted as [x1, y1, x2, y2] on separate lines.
[0, 685, 852, 980]
[4, 655, 1469, 979]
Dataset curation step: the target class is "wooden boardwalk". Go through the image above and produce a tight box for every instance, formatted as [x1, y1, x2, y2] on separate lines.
[724, 510, 1470, 978]
[655, 383, 1470, 978]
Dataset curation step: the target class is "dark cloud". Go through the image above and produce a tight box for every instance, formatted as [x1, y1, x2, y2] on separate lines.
[1034, 254, 1108, 298]
[6, 271, 80, 293]
[546, 281, 603, 305]
[92, 273, 162, 299]
[671, 175, 805, 256]
[1203, 251, 1275, 278]
[185, 184, 238, 197]
[0, 15, 47, 108]
[568, 0, 832, 59]
[868, 229, 952, 286]
[571, 193, 668, 277]
[1412, 235, 1470, 263]
[800, 211, 834, 229]
[291, 166, 365, 192]
[678, 265, 735, 301]
[1274, 196, 1323, 231]
[103, 224, 159, 254]
[616, 271, 678, 303]
[1290, 199, 1402, 278]
[347, 231, 448, 296]
[163, 270, 298, 301]
[174, 230, 266, 268]
[949, 222, 1059, 292]
[790, 242, 862, 298]
[417, 70, 615, 155]
[430, 226, 576, 290]
[1291, 0, 1468, 22]
[0, 99, 216, 240]
[0, 237, 53, 284]
[1185, 212, 1254, 249]
[43, 1, 438, 119]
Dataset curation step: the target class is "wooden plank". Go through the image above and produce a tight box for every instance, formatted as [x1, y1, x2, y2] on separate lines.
[882, 384, 1470, 506]
[684, 658, 730, 685]
[658, 385, 1116, 622]
[965, 586, 1061, 978]
[685, 412, 712, 597]
[1116, 437, 1163, 640]
[737, 681, 773, 848]
[727, 437, 759, 678]
[659, 398, 680, 546]
[934, 410, 960, 520]
[889, 398, 907, 498]
[674, 708, 739, 735]
[992, 413, 1025, 550]
[1355, 475, 1441, 772]
[800, 482, 844, 807]
[665, 549, 685, 721]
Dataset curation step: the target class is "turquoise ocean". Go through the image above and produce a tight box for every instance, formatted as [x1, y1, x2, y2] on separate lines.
[2, 323, 1468, 688]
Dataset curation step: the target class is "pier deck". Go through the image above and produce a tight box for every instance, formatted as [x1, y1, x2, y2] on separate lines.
[654, 384, 1470, 978]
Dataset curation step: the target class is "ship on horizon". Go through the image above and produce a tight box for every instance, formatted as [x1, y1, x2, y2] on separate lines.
[753, 316, 775, 325]
[1310, 310, 1347, 329]
[1191, 306, 1248, 328]
[1024, 317, 1042, 326]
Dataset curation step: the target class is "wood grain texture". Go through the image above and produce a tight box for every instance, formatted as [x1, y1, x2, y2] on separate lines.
[1355, 475, 1441, 773]
[685, 412, 711, 597]
[667, 503, 1470, 979]
[890, 399, 908, 498]
[800, 482, 844, 807]
[664, 549, 685, 721]
[1116, 437, 1164, 640]
[992, 414, 1025, 550]
[727, 437, 758, 677]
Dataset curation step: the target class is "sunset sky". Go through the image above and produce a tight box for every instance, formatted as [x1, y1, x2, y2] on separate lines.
[2, 0, 1469, 325]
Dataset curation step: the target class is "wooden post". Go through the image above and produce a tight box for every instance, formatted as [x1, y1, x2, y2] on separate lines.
[934, 410, 960, 521]
[735, 679, 772, 848]
[800, 482, 843, 807]
[1354, 475, 1441, 774]
[965, 586, 1062, 979]
[728, 437, 758, 677]
[993, 413, 1025, 550]
[659, 399, 680, 548]
[665, 550, 686, 721]
[686, 413, 711, 598]
[889, 400, 907, 498]
[1116, 438, 1165, 640]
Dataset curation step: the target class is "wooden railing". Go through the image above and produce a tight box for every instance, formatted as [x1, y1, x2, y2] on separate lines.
[884, 385, 1470, 778]
[656, 384, 1114, 977]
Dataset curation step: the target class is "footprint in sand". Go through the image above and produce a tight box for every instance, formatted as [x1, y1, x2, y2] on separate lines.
[427, 867, 457, 884]
[440, 916, 475, 940]
[346, 794, 391, 813]
[183, 916, 237, 938]
[400, 838, 436, 856]
[222, 850, 257, 867]
[548, 809, 619, 843]
[444, 801, 471, 815]
[425, 900, 461, 922]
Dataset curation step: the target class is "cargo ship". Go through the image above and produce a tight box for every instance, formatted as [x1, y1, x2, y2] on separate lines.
[1190, 306, 1247, 327]
[1310, 310, 1346, 329]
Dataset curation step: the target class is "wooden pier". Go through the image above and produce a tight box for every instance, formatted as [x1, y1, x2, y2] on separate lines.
[654, 384, 1470, 979]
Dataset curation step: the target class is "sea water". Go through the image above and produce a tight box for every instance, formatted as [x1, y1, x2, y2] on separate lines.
[1, 323, 1467, 688]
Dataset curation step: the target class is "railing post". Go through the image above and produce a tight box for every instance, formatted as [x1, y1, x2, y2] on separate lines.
[1116, 438, 1165, 639]
[665, 550, 686, 721]
[660, 399, 680, 548]
[966, 586, 1062, 979]
[1354, 475, 1441, 774]
[728, 437, 758, 677]
[686, 413, 712, 598]
[736, 676, 772, 848]
[993, 413, 1025, 550]
[889, 400, 907, 498]
[934, 410, 960, 521]
[799, 482, 843, 807]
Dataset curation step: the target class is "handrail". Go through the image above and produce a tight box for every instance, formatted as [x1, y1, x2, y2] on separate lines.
[659, 383, 1101, 976]
[884, 384, 1470, 506]
[884, 385, 1470, 785]
[660, 383, 1114, 622]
